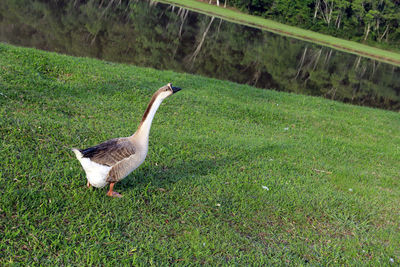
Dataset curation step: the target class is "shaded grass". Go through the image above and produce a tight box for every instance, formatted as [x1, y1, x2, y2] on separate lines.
[160, 0, 400, 67]
[0, 43, 399, 265]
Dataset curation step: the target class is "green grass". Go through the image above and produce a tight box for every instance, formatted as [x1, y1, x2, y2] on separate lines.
[160, 0, 400, 67]
[1, 43, 399, 265]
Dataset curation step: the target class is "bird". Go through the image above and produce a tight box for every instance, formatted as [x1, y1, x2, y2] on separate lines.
[72, 83, 181, 197]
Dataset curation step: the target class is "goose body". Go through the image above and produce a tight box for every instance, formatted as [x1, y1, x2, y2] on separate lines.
[72, 137, 144, 188]
[72, 83, 181, 197]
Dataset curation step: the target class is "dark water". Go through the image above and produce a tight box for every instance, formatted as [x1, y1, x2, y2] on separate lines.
[1, 0, 399, 111]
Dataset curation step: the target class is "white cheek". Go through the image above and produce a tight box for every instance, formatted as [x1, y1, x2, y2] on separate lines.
[161, 91, 172, 98]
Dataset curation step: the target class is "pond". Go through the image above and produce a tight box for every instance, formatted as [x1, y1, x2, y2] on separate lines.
[1, 0, 399, 111]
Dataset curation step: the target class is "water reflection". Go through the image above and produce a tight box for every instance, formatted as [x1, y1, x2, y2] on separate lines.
[1, 0, 399, 110]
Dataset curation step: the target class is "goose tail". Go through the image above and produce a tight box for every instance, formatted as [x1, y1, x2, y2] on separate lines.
[71, 148, 83, 159]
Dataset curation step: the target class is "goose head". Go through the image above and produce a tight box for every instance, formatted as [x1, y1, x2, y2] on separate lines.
[156, 83, 181, 100]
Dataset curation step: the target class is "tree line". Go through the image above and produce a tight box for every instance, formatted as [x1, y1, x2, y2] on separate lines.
[0, 0, 399, 110]
[210, 0, 400, 51]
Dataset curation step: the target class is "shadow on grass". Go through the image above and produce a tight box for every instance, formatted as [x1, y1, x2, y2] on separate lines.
[119, 157, 229, 191]
[117, 142, 281, 192]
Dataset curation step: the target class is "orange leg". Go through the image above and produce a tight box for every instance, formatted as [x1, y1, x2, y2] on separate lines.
[87, 181, 91, 188]
[107, 182, 123, 198]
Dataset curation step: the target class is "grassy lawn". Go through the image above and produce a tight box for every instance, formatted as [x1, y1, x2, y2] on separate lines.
[1, 43, 399, 265]
[160, 0, 400, 67]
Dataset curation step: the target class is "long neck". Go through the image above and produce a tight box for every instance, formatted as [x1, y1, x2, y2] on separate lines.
[134, 94, 163, 142]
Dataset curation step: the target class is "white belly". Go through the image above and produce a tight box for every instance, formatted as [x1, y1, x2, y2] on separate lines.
[78, 157, 111, 188]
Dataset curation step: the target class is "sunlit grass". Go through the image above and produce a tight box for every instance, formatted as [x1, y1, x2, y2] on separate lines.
[1, 44, 399, 265]
[160, 0, 400, 67]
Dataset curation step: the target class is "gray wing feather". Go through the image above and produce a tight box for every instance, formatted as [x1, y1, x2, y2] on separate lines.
[80, 138, 136, 167]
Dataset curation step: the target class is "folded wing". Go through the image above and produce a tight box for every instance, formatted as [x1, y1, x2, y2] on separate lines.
[80, 138, 136, 167]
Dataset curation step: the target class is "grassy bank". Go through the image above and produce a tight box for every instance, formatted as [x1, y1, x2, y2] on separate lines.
[160, 0, 400, 67]
[1, 44, 399, 265]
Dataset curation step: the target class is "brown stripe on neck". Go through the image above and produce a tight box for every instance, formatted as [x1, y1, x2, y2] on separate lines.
[139, 90, 161, 127]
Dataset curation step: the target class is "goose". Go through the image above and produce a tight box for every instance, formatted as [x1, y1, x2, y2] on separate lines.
[72, 83, 181, 197]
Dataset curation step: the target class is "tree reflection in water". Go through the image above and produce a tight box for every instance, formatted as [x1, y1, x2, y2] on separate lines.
[0, 0, 399, 110]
